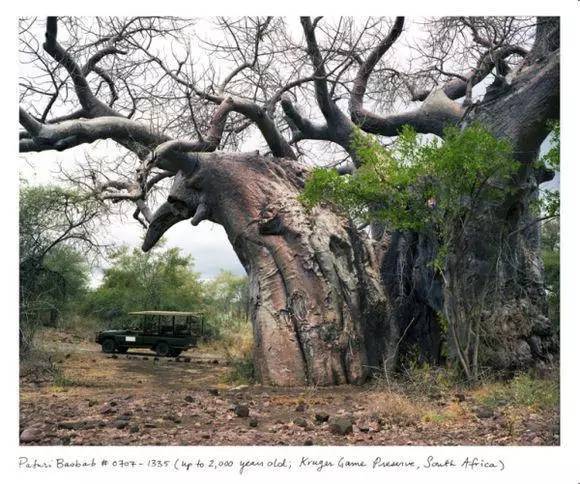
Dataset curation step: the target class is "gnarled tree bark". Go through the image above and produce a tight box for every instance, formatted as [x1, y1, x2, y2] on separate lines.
[142, 153, 397, 386]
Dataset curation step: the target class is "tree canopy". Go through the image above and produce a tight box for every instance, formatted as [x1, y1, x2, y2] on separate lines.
[84, 246, 205, 321]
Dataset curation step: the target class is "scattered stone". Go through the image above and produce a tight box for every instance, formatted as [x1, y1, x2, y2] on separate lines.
[304, 439, 314, 446]
[329, 417, 353, 436]
[295, 402, 307, 412]
[293, 417, 308, 428]
[358, 424, 370, 433]
[144, 423, 157, 428]
[142, 357, 148, 361]
[58, 420, 85, 430]
[20, 428, 42, 443]
[185, 395, 194, 403]
[129, 425, 139, 433]
[208, 388, 219, 396]
[212, 359, 219, 365]
[113, 419, 128, 430]
[164, 414, 182, 424]
[100, 404, 117, 415]
[249, 417, 259, 428]
[88, 399, 98, 407]
[109, 401, 118, 407]
[474, 407, 495, 419]
[314, 412, 329, 423]
[65, 354, 71, 359]
[234, 404, 250, 418]
[183, 357, 191, 363]
[202, 433, 211, 439]
[454, 393, 466, 402]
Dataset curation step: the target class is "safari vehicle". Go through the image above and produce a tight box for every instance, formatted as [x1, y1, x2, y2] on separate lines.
[95, 311, 204, 357]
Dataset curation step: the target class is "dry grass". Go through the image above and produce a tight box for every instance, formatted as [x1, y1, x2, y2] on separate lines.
[365, 389, 424, 426]
[199, 319, 255, 383]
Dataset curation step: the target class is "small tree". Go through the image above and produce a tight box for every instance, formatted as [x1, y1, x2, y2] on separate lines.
[203, 270, 249, 333]
[84, 246, 205, 322]
[19, 183, 101, 354]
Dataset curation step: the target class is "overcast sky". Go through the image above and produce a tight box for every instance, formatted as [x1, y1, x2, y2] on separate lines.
[20, 148, 246, 284]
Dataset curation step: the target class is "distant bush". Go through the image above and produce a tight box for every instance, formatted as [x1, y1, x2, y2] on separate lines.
[82, 246, 205, 321]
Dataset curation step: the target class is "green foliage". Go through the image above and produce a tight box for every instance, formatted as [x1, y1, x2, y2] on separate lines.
[201, 270, 250, 339]
[538, 121, 560, 219]
[540, 121, 560, 172]
[203, 271, 249, 321]
[43, 246, 91, 309]
[301, 125, 519, 251]
[20, 183, 101, 265]
[475, 372, 559, 411]
[302, 125, 521, 381]
[226, 354, 255, 384]
[84, 247, 252, 347]
[400, 360, 460, 397]
[20, 182, 99, 354]
[541, 218, 560, 327]
[200, 270, 253, 381]
[537, 122, 560, 327]
[83, 246, 205, 322]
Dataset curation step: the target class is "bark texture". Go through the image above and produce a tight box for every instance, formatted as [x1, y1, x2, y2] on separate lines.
[382, 17, 560, 373]
[144, 152, 397, 386]
[455, 18, 559, 371]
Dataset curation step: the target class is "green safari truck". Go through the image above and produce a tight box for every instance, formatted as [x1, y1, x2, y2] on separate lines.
[95, 311, 203, 357]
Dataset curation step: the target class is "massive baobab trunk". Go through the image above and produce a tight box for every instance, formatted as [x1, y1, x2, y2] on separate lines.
[445, 17, 559, 371]
[382, 17, 560, 373]
[143, 152, 397, 386]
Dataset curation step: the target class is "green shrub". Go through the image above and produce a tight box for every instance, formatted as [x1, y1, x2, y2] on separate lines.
[475, 372, 559, 410]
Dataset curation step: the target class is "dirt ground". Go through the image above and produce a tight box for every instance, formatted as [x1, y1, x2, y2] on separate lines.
[19, 329, 560, 446]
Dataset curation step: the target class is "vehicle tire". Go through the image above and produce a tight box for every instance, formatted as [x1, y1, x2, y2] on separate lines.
[117, 347, 128, 354]
[101, 339, 116, 353]
[155, 341, 170, 357]
[169, 349, 182, 357]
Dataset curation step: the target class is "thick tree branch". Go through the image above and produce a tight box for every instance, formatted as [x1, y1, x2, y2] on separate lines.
[297, 15, 363, 142]
[410, 44, 529, 102]
[350, 17, 405, 114]
[349, 17, 465, 136]
[143, 49, 296, 159]
[300, 17, 337, 121]
[44, 17, 107, 114]
[280, 95, 330, 141]
[19, 110, 170, 160]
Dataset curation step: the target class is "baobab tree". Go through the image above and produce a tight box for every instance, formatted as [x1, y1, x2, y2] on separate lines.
[19, 16, 559, 385]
